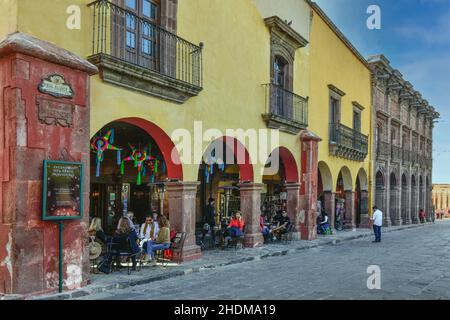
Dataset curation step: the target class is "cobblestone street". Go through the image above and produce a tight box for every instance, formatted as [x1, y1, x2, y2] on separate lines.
[73, 221, 450, 300]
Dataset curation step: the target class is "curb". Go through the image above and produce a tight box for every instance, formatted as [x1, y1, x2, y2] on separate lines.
[20, 222, 433, 300]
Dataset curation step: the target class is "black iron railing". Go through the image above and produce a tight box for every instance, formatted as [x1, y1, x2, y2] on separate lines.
[329, 123, 368, 155]
[88, 0, 203, 87]
[263, 83, 308, 127]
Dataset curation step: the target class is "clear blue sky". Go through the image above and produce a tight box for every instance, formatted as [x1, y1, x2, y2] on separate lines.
[314, 0, 450, 183]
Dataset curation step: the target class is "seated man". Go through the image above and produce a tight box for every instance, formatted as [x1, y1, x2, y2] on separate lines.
[270, 211, 291, 240]
[139, 214, 159, 255]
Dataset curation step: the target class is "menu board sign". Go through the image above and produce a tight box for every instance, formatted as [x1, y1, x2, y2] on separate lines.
[42, 160, 84, 221]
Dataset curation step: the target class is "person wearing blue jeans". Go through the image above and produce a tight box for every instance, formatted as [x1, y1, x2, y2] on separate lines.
[371, 206, 383, 243]
[144, 215, 171, 264]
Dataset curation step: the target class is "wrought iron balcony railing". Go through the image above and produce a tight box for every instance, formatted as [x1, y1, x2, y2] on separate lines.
[88, 0, 203, 102]
[329, 123, 368, 161]
[262, 83, 308, 134]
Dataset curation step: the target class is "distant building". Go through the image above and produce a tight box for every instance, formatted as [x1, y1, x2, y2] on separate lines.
[432, 184, 450, 218]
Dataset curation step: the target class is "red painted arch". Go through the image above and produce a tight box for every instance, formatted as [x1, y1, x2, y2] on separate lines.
[203, 136, 254, 182]
[116, 117, 183, 181]
[276, 147, 300, 183]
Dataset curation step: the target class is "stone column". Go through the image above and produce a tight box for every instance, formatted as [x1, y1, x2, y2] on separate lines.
[390, 186, 401, 226]
[0, 33, 97, 295]
[239, 183, 264, 248]
[166, 181, 201, 262]
[285, 183, 301, 240]
[298, 130, 322, 240]
[344, 191, 356, 229]
[323, 191, 335, 230]
[358, 191, 371, 228]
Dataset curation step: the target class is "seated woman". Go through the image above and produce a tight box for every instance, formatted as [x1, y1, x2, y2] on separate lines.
[224, 211, 245, 246]
[144, 215, 171, 265]
[110, 217, 140, 269]
[89, 217, 107, 244]
[317, 212, 331, 235]
[260, 213, 270, 242]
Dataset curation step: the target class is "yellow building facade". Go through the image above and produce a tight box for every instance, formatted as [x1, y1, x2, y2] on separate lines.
[0, 0, 373, 294]
[309, 3, 373, 229]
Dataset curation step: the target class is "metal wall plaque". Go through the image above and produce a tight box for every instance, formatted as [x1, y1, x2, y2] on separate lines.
[38, 74, 74, 99]
[42, 160, 84, 221]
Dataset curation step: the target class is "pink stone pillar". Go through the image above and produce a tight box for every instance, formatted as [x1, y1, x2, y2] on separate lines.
[323, 191, 335, 229]
[299, 131, 322, 240]
[0, 33, 97, 295]
[166, 181, 201, 262]
[239, 183, 264, 248]
[345, 191, 356, 229]
[285, 183, 301, 239]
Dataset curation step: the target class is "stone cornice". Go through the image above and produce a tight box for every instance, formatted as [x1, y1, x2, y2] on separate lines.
[368, 54, 439, 120]
[352, 101, 365, 111]
[0, 32, 98, 75]
[328, 84, 346, 97]
[264, 16, 309, 49]
[309, 2, 370, 70]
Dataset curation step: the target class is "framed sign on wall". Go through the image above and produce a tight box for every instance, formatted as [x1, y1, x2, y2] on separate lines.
[42, 160, 84, 221]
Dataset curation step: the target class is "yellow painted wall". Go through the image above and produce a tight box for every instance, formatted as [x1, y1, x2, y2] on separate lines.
[11, 0, 311, 183]
[0, 0, 18, 38]
[309, 8, 373, 200]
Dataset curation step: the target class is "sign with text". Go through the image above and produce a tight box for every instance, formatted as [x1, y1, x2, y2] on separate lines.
[42, 160, 84, 221]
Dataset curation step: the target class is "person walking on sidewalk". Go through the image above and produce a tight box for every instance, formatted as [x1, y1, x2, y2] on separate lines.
[371, 206, 383, 243]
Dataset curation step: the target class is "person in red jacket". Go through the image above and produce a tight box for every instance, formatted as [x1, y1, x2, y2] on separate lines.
[224, 211, 245, 245]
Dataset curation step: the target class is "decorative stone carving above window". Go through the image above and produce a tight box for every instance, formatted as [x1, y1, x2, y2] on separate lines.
[328, 84, 346, 97]
[265, 16, 309, 60]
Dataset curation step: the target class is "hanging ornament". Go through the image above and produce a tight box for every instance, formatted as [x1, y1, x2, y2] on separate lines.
[120, 144, 165, 186]
[204, 148, 225, 183]
[90, 129, 122, 177]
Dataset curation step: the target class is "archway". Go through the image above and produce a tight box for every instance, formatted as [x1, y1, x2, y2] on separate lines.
[401, 174, 409, 224]
[261, 147, 299, 223]
[355, 168, 369, 227]
[317, 161, 334, 227]
[336, 166, 353, 228]
[419, 176, 424, 213]
[90, 119, 180, 233]
[390, 172, 400, 225]
[375, 171, 386, 217]
[411, 175, 417, 223]
[426, 176, 431, 221]
[196, 136, 254, 247]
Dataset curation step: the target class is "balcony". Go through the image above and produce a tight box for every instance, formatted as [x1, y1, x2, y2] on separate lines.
[402, 149, 411, 165]
[329, 123, 368, 161]
[376, 141, 390, 160]
[391, 145, 402, 164]
[88, 0, 203, 104]
[262, 84, 308, 134]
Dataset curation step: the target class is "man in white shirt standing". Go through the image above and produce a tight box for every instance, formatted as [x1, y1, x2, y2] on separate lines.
[371, 206, 383, 243]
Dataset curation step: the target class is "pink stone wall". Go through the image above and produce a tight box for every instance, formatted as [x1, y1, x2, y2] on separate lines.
[0, 52, 91, 295]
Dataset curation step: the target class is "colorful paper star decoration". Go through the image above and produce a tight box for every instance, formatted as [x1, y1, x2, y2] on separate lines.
[91, 129, 122, 177]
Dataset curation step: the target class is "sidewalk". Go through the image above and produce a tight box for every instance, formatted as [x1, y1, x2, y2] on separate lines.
[2, 221, 440, 300]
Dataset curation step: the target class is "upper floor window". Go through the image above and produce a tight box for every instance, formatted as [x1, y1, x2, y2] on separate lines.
[274, 56, 288, 89]
[330, 96, 341, 124]
[123, 0, 160, 63]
